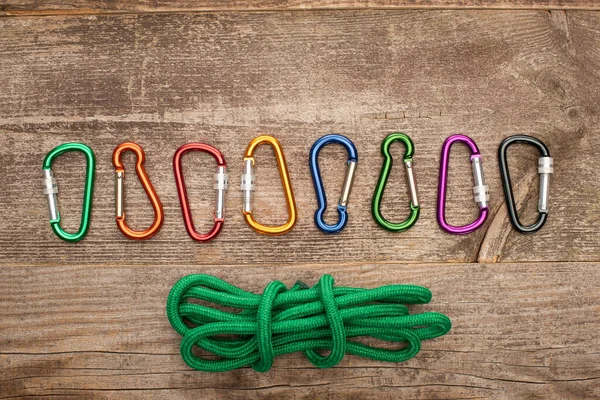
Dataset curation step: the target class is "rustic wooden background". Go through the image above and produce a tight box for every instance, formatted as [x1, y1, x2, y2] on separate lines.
[1, 1, 599, 399]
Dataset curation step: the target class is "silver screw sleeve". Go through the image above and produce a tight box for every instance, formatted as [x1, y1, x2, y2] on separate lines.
[471, 156, 489, 209]
[240, 159, 254, 213]
[214, 166, 228, 219]
[43, 169, 59, 221]
[538, 156, 553, 213]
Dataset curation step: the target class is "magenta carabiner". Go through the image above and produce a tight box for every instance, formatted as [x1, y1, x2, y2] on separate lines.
[437, 134, 489, 235]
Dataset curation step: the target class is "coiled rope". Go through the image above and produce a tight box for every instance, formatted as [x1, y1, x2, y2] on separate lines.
[167, 274, 451, 372]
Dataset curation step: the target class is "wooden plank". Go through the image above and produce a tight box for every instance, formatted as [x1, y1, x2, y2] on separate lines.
[1, 9, 599, 399]
[0, 10, 599, 265]
[0, 262, 598, 398]
[2, 0, 600, 16]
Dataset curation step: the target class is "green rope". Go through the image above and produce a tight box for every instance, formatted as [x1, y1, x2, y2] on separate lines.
[166, 274, 451, 372]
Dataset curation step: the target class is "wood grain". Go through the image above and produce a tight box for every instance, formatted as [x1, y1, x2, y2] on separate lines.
[0, 263, 598, 399]
[2, 0, 600, 16]
[0, 10, 598, 266]
[0, 8, 599, 400]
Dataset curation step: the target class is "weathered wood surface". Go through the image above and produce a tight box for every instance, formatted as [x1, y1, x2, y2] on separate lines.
[2, 0, 600, 16]
[1, 263, 599, 399]
[0, 8, 599, 400]
[1, 10, 599, 265]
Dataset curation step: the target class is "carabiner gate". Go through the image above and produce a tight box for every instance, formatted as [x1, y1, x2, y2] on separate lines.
[241, 135, 297, 235]
[309, 134, 358, 234]
[437, 134, 489, 235]
[499, 135, 553, 234]
[42, 143, 95, 242]
[173, 143, 228, 242]
[112, 142, 164, 240]
[372, 133, 419, 232]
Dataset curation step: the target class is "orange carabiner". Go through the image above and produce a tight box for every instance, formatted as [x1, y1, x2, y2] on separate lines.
[112, 142, 164, 240]
[241, 135, 297, 235]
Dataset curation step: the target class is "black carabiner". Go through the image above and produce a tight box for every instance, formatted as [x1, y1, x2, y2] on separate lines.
[498, 135, 553, 234]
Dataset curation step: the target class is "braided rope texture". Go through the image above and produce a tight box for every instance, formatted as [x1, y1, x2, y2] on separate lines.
[166, 274, 451, 372]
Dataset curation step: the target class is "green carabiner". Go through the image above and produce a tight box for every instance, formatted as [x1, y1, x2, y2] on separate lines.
[42, 143, 95, 242]
[372, 133, 420, 232]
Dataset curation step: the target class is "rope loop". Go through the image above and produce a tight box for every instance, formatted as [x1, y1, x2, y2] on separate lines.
[167, 274, 451, 372]
[304, 274, 346, 368]
[254, 280, 286, 372]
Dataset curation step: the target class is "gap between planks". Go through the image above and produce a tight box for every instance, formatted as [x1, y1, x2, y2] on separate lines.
[2, 5, 600, 18]
[0, 260, 597, 268]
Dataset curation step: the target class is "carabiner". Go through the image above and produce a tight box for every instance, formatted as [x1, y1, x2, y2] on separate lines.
[173, 143, 228, 242]
[42, 143, 95, 242]
[499, 135, 553, 234]
[309, 134, 358, 234]
[372, 133, 419, 232]
[241, 135, 297, 235]
[112, 142, 164, 240]
[437, 134, 489, 235]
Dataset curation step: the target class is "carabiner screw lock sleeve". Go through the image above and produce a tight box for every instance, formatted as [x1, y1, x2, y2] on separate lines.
[173, 143, 228, 242]
[215, 165, 228, 220]
[112, 142, 164, 240]
[42, 143, 95, 242]
[309, 134, 358, 234]
[499, 135, 553, 234]
[241, 158, 255, 214]
[437, 134, 489, 235]
[372, 133, 420, 232]
[241, 135, 297, 236]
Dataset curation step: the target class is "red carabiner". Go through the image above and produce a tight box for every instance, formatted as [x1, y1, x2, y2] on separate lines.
[173, 143, 228, 242]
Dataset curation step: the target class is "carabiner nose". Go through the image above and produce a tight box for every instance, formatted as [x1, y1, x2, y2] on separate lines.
[42, 143, 95, 242]
[372, 133, 420, 232]
[437, 134, 489, 235]
[309, 134, 358, 234]
[241, 135, 297, 236]
[112, 142, 164, 240]
[499, 135, 553, 234]
[173, 143, 228, 242]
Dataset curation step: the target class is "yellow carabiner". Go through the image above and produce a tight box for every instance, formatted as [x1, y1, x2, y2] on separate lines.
[241, 135, 297, 235]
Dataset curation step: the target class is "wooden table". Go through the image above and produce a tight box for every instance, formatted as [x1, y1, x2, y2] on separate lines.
[1, 1, 599, 398]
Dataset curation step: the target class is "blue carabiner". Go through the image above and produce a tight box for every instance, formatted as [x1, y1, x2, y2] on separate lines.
[309, 134, 358, 234]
